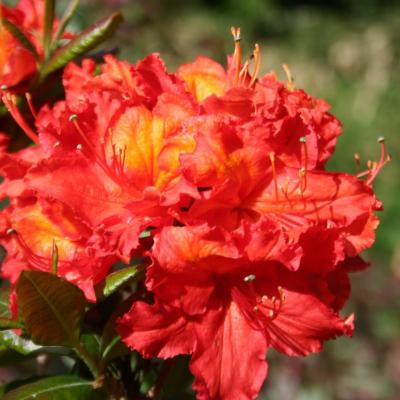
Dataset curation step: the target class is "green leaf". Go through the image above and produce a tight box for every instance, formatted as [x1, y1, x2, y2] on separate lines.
[40, 12, 123, 80]
[103, 266, 139, 298]
[43, 0, 55, 58]
[16, 271, 86, 347]
[0, 330, 42, 354]
[0, 348, 36, 367]
[50, 0, 80, 52]
[0, 318, 21, 330]
[0, 17, 39, 60]
[2, 375, 104, 400]
[0, 287, 11, 320]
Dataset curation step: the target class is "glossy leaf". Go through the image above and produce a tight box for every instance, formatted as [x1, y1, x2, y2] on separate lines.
[0, 319, 21, 330]
[51, 0, 80, 52]
[0, 330, 42, 354]
[40, 12, 123, 79]
[103, 266, 139, 298]
[16, 271, 86, 347]
[2, 375, 104, 400]
[0, 287, 11, 319]
[0, 348, 35, 367]
[0, 17, 39, 60]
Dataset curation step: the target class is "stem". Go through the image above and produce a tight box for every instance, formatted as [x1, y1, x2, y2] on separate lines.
[74, 341, 101, 379]
[43, 0, 55, 59]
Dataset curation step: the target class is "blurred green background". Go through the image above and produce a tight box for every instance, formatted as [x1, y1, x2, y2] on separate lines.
[4, 0, 400, 398]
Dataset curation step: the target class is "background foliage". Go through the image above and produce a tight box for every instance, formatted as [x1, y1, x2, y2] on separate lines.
[1, 0, 400, 399]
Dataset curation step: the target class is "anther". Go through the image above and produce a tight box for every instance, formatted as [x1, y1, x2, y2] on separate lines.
[69, 114, 78, 122]
[6, 228, 15, 235]
[76, 143, 83, 150]
[268, 310, 274, 318]
[261, 295, 269, 304]
[0, 84, 8, 91]
[231, 27, 242, 85]
[244, 274, 256, 282]
[299, 136, 307, 143]
[230, 26, 241, 42]
[354, 153, 361, 172]
[378, 136, 385, 143]
[53, 141, 60, 148]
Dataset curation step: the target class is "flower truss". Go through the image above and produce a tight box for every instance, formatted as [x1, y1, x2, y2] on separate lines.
[0, 26, 388, 399]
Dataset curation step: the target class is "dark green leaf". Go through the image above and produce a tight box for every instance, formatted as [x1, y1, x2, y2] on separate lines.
[40, 12, 123, 79]
[0, 287, 11, 320]
[43, 0, 55, 58]
[0, 376, 50, 397]
[16, 271, 86, 347]
[2, 375, 104, 400]
[0, 330, 42, 354]
[51, 0, 80, 52]
[101, 335, 129, 366]
[0, 17, 39, 60]
[103, 266, 139, 297]
[0, 348, 36, 367]
[0, 318, 21, 330]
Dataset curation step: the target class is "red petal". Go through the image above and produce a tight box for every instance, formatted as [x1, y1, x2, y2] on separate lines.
[118, 301, 196, 359]
[266, 289, 353, 356]
[190, 301, 268, 400]
[177, 56, 227, 102]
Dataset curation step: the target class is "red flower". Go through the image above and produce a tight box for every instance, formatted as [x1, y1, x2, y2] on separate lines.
[118, 30, 386, 399]
[0, 26, 387, 399]
[0, 0, 61, 89]
[118, 224, 354, 399]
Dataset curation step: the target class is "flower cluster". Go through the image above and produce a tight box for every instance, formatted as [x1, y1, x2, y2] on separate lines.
[0, 27, 386, 399]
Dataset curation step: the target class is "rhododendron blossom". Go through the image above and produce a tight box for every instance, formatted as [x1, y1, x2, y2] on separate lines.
[0, 26, 387, 399]
[0, 0, 65, 90]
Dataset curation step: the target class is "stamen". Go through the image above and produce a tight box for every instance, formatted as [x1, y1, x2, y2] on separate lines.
[298, 168, 307, 210]
[269, 152, 279, 203]
[249, 44, 261, 87]
[299, 167, 307, 193]
[1, 93, 39, 144]
[25, 93, 38, 119]
[282, 63, 295, 91]
[6, 228, 15, 235]
[365, 137, 390, 185]
[231, 27, 242, 85]
[354, 153, 361, 172]
[238, 60, 250, 86]
[299, 136, 308, 169]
